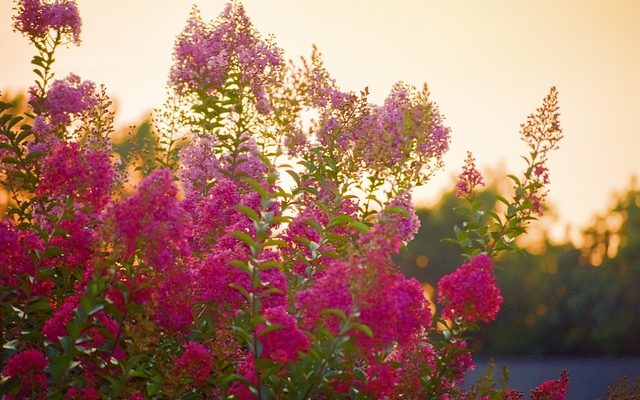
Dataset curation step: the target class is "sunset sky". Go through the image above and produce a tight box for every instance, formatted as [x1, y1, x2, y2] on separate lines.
[1, 0, 639, 240]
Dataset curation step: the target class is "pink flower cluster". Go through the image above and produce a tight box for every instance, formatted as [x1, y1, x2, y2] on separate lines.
[530, 370, 569, 400]
[387, 337, 438, 395]
[358, 270, 432, 350]
[36, 142, 113, 210]
[110, 169, 191, 269]
[170, 3, 282, 112]
[437, 254, 503, 323]
[32, 74, 98, 137]
[258, 306, 310, 363]
[178, 135, 221, 195]
[174, 341, 213, 385]
[1, 349, 48, 398]
[456, 151, 484, 198]
[297, 257, 432, 352]
[43, 291, 123, 360]
[355, 83, 450, 171]
[0, 221, 43, 290]
[109, 170, 197, 332]
[361, 191, 421, 256]
[185, 178, 286, 317]
[13, 0, 81, 44]
[179, 133, 267, 195]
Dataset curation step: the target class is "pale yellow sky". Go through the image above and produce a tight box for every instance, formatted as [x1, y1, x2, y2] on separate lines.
[2, 0, 639, 239]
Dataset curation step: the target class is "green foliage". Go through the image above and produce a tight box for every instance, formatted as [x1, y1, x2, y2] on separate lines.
[398, 180, 640, 356]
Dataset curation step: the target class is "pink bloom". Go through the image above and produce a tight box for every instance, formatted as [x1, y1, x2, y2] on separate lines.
[530, 370, 569, 400]
[534, 165, 550, 184]
[13, 0, 81, 44]
[228, 356, 258, 400]
[381, 191, 421, 242]
[363, 361, 398, 398]
[298, 259, 431, 352]
[437, 254, 503, 323]
[36, 142, 113, 210]
[447, 339, 475, 386]
[2, 349, 48, 398]
[296, 260, 352, 332]
[86, 312, 119, 348]
[388, 336, 438, 395]
[169, 3, 282, 112]
[354, 83, 450, 172]
[359, 191, 421, 258]
[109, 169, 191, 269]
[179, 135, 222, 195]
[0, 221, 43, 289]
[155, 273, 194, 333]
[504, 390, 525, 400]
[45, 213, 99, 270]
[40, 74, 97, 126]
[356, 271, 432, 351]
[258, 306, 310, 363]
[43, 294, 79, 340]
[174, 341, 213, 384]
[456, 151, 484, 198]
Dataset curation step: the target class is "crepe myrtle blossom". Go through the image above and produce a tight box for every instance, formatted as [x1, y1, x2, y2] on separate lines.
[1, 348, 48, 398]
[31, 74, 98, 138]
[456, 151, 484, 198]
[438, 254, 503, 323]
[13, 0, 81, 44]
[169, 2, 283, 112]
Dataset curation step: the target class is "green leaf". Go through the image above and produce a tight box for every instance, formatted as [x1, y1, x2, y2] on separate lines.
[2, 339, 19, 350]
[348, 221, 370, 233]
[259, 260, 282, 270]
[285, 169, 301, 185]
[258, 287, 283, 297]
[28, 299, 52, 313]
[507, 174, 521, 185]
[1, 157, 21, 165]
[7, 116, 24, 129]
[24, 150, 43, 163]
[232, 231, 257, 248]
[258, 323, 283, 337]
[44, 246, 64, 258]
[330, 214, 354, 226]
[321, 308, 347, 322]
[242, 177, 269, 199]
[383, 206, 409, 217]
[350, 322, 373, 338]
[304, 218, 324, 232]
[15, 129, 32, 144]
[263, 238, 288, 248]
[228, 283, 250, 300]
[236, 204, 260, 222]
[231, 260, 251, 275]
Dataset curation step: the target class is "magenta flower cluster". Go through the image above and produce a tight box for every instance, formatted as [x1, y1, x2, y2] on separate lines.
[437, 254, 503, 323]
[2, 349, 48, 399]
[456, 151, 484, 198]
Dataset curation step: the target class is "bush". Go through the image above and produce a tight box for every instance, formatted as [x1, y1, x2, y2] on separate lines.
[1, 1, 566, 398]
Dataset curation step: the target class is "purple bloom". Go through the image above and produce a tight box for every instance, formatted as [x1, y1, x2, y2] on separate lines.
[169, 3, 283, 113]
[13, 0, 81, 44]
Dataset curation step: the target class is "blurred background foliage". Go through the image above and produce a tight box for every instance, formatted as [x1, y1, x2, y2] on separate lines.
[397, 176, 640, 356]
[2, 91, 639, 357]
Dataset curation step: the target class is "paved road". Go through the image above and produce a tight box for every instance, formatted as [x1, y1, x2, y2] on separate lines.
[465, 357, 640, 399]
